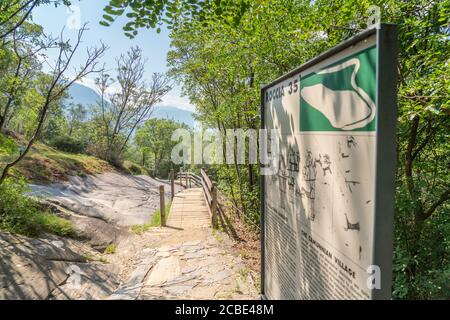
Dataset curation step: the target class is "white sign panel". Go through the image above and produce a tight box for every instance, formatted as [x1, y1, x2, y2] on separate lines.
[261, 25, 397, 300]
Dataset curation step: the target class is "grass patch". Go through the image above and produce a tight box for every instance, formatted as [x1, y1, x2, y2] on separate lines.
[11, 142, 116, 183]
[130, 200, 172, 235]
[104, 244, 117, 254]
[238, 267, 250, 279]
[34, 211, 74, 237]
[130, 223, 152, 235]
[150, 200, 172, 227]
[0, 178, 74, 237]
[212, 229, 223, 243]
[122, 160, 147, 176]
[84, 254, 108, 264]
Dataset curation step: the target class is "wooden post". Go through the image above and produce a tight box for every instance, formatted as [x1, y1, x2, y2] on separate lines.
[170, 169, 175, 200]
[159, 185, 166, 227]
[211, 182, 218, 229]
[179, 168, 182, 187]
[185, 172, 188, 189]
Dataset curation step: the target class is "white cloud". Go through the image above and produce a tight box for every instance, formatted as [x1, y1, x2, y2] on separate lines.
[158, 95, 195, 112]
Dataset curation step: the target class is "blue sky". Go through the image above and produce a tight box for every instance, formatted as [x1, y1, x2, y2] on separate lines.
[32, 0, 194, 111]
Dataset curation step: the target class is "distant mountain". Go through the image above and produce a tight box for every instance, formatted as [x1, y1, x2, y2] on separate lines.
[65, 83, 195, 127]
[152, 106, 195, 127]
[66, 82, 101, 108]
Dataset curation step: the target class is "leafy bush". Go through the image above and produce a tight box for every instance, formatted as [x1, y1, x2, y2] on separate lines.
[49, 135, 87, 154]
[0, 133, 18, 162]
[0, 178, 74, 237]
[122, 160, 147, 176]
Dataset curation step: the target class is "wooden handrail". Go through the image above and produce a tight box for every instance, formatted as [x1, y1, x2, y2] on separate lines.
[172, 168, 261, 231]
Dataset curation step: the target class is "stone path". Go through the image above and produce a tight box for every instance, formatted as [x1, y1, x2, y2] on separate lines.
[108, 188, 259, 300]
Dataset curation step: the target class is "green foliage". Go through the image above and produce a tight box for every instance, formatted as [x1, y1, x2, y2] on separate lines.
[130, 222, 151, 235]
[0, 177, 74, 237]
[150, 200, 172, 227]
[49, 135, 87, 154]
[101, 0, 250, 38]
[122, 160, 147, 175]
[0, 133, 18, 161]
[135, 118, 188, 177]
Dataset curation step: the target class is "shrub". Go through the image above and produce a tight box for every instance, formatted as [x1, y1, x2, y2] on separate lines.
[49, 135, 87, 154]
[0, 178, 74, 237]
[122, 160, 146, 175]
[0, 133, 18, 163]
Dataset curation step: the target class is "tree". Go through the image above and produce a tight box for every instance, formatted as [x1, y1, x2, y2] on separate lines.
[0, 0, 70, 40]
[135, 118, 188, 177]
[66, 103, 87, 136]
[0, 25, 107, 183]
[93, 46, 171, 164]
[0, 22, 57, 131]
[100, 0, 250, 38]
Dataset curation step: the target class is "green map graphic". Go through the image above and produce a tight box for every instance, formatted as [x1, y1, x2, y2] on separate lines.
[300, 46, 377, 132]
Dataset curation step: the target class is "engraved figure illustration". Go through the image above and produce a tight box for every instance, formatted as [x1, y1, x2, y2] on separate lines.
[278, 154, 287, 210]
[346, 136, 357, 148]
[287, 146, 300, 204]
[302, 150, 317, 221]
[288, 146, 300, 186]
[339, 142, 350, 158]
[322, 154, 332, 176]
[344, 213, 360, 231]
[344, 177, 361, 193]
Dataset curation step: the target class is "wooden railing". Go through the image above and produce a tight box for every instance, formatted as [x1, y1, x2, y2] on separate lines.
[172, 169, 218, 228]
[172, 168, 260, 233]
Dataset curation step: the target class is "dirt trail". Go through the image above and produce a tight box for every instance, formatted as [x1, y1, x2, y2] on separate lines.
[108, 189, 259, 300]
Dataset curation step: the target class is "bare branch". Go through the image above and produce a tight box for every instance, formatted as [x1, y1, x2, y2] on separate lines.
[0, 25, 107, 183]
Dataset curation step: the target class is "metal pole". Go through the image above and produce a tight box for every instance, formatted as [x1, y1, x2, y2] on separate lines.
[159, 185, 166, 227]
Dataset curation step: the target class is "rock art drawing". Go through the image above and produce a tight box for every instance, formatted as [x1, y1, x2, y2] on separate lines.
[302, 150, 317, 221]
